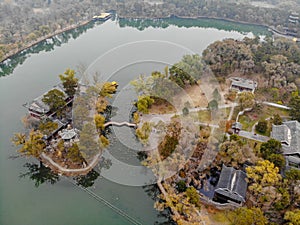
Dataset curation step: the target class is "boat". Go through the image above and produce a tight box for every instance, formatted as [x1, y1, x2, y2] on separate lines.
[92, 13, 112, 21]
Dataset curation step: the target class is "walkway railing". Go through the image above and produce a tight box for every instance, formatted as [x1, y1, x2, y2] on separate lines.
[104, 121, 137, 128]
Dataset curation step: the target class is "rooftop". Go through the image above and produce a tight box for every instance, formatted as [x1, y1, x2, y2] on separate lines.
[271, 120, 300, 155]
[229, 77, 257, 91]
[215, 164, 247, 203]
[27, 83, 67, 114]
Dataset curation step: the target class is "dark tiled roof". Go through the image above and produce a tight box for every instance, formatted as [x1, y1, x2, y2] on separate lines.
[232, 122, 242, 130]
[271, 121, 300, 155]
[28, 84, 67, 114]
[230, 77, 257, 91]
[271, 124, 291, 145]
[215, 164, 247, 203]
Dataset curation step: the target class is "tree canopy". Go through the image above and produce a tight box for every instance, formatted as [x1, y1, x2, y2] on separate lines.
[42, 88, 65, 113]
[59, 68, 78, 97]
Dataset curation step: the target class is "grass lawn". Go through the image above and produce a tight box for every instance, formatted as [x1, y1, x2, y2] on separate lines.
[238, 105, 290, 132]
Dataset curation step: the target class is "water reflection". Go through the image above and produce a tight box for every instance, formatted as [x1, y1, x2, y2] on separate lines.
[20, 161, 60, 187]
[74, 157, 112, 188]
[0, 21, 95, 77]
[74, 169, 100, 188]
[118, 17, 270, 35]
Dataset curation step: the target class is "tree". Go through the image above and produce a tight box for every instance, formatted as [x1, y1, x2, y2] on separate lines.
[66, 143, 84, 164]
[100, 82, 118, 98]
[169, 54, 202, 87]
[42, 89, 65, 113]
[185, 187, 201, 208]
[268, 154, 286, 170]
[12, 130, 45, 158]
[272, 114, 282, 125]
[182, 107, 189, 116]
[136, 96, 154, 114]
[255, 120, 268, 134]
[284, 209, 300, 225]
[208, 99, 218, 111]
[59, 68, 78, 97]
[246, 160, 281, 196]
[228, 207, 268, 225]
[94, 114, 106, 131]
[38, 121, 58, 136]
[260, 139, 282, 159]
[213, 88, 221, 102]
[238, 91, 255, 110]
[289, 95, 300, 122]
[176, 180, 187, 193]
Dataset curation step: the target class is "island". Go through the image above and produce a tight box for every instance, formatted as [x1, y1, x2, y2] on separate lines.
[11, 35, 300, 225]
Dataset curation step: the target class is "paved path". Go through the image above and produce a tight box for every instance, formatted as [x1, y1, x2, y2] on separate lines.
[239, 130, 270, 142]
[262, 101, 290, 110]
[141, 103, 238, 124]
[41, 152, 101, 173]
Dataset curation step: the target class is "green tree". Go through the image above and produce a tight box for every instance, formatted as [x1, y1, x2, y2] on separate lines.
[213, 88, 221, 102]
[176, 180, 187, 193]
[228, 207, 268, 225]
[169, 54, 201, 87]
[59, 68, 78, 97]
[268, 154, 286, 170]
[42, 89, 66, 114]
[255, 120, 268, 134]
[208, 99, 218, 111]
[260, 139, 282, 159]
[289, 95, 300, 122]
[185, 187, 201, 208]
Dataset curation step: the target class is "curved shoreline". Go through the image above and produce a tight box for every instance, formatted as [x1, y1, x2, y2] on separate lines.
[41, 152, 101, 176]
[0, 15, 277, 65]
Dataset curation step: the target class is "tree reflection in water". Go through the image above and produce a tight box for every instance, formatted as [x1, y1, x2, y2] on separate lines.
[74, 157, 112, 188]
[20, 161, 60, 187]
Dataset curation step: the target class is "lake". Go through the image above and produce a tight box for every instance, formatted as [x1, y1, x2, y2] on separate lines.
[0, 17, 268, 225]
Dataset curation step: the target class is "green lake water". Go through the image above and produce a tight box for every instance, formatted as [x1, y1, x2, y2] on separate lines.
[0, 17, 269, 225]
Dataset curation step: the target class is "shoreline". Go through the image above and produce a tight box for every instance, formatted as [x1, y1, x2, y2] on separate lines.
[119, 14, 270, 29]
[0, 19, 92, 64]
[1, 14, 289, 65]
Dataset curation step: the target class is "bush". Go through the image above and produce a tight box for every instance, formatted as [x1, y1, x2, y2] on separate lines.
[255, 120, 268, 134]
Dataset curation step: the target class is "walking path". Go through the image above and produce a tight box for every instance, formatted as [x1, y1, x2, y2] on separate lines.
[41, 152, 101, 174]
[238, 130, 270, 142]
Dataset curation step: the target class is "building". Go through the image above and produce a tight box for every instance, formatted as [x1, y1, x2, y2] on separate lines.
[231, 122, 242, 134]
[92, 13, 111, 21]
[229, 77, 257, 93]
[213, 165, 247, 204]
[271, 120, 300, 168]
[25, 83, 72, 119]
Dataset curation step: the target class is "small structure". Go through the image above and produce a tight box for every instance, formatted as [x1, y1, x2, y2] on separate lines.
[271, 120, 300, 168]
[92, 13, 111, 21]
[58, 125, 79, 141]
[213, 165, 247, 204]
[229, 77, 257, 93]
[231, 122, 242, 134]
[25, 83, 71, 119]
